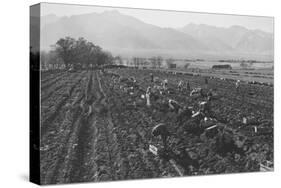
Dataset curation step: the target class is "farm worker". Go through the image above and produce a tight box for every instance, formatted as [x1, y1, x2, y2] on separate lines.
[130, 76, 136, 83]
[163, 79, 168, 90]
[152, 123, 170, 149]
[200, 88, 205, 97]
[236, 80, 240, 91]
[150, 73, 154, 83]
[186, 81, 190, 91]
[205, 77, 208, 84]
[178, 80, 184, 91]
[190, 88, 202, 97]
[168, 99, 181, 113]
[190, 89, 196, 96]
[199, 100, 211, 117]
[146, 87, 152, 107]
[191, 110, 205, 126]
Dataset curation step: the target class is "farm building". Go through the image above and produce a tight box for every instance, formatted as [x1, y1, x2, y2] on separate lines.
[168, 63, 177, 69]
[212, 64, 232, 70]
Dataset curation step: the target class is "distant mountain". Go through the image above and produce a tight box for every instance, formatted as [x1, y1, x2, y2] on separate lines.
[179, 23, 273, 57]
[41, 11, 207, 53]
[41, 14, 60, 27]
[40, 11, 273, 60]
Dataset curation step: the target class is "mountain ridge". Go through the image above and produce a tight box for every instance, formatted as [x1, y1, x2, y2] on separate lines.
[40, 11, 273, 60]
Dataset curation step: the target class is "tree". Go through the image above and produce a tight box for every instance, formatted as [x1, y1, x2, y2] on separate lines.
[53, 37, 113, 70]
[53, 37, 77, 69]
[74, 37, 90, 69]
[88, 44, 102, 68]
[96, 51, 113, 67]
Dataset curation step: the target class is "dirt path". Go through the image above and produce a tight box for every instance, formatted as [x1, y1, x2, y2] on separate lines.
[65, 70, 120, 182]
[40, 75, 84, 138]
[40, 72, 91, 184]
[43, 71, 120, 184]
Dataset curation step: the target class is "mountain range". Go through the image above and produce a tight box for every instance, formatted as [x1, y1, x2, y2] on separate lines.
[39, 10, 274, 60]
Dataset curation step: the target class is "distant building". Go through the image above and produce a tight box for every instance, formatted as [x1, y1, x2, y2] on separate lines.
[212, 64, 232, 70]
[168, 63, 177, 69]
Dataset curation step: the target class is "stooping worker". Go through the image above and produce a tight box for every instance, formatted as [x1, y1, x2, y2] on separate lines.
[152, 123, 171, 149]
[199, 98, 211, 117]
[168, 99, 181, 113]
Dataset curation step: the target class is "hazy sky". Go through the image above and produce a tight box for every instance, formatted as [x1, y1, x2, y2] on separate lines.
[41, 3, 274, 33]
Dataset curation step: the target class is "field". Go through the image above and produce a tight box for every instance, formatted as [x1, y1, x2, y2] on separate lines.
[40, 68, 273, 185]
[185, 68, 273, 84]
[170, 60, 273, 84]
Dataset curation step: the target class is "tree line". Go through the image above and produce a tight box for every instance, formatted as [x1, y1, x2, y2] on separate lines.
[41, 37, 114, 70]
[131, 56, 163, 68]
[129, 57, 191, 69]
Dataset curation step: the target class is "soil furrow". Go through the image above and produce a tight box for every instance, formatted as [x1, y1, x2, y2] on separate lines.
[41, 76, 84, 137]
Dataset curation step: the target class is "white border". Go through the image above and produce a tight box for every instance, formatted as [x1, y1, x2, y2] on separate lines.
[0, 0, 279, 188]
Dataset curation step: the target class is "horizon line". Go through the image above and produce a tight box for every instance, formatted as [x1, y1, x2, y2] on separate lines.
[38, 2, 274, 33]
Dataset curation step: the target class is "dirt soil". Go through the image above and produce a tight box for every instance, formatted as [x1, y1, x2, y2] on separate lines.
[39, 69, 273, 185]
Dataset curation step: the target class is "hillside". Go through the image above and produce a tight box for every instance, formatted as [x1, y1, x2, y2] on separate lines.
[41, 11, 274, 60]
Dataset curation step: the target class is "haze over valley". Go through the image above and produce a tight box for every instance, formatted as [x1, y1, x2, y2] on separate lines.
[39, 9, 274, 61]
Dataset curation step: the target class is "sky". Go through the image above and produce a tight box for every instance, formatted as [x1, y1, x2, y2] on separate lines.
[41, 3, 274, 33]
